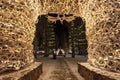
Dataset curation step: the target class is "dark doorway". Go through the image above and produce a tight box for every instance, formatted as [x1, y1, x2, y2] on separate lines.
[53, 20, 69, 51]
[33, 14, 88, 58]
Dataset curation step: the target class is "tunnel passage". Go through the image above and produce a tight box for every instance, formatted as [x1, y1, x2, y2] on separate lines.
[53, 20, 69, 53]
[33, 14, 88, 57]
[1, 0, 119, 75]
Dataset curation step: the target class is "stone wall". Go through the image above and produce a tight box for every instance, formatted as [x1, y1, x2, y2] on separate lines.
[0, 0, 40, 72]
[0, 0, 119, 73]
[79, 0, 120, 72]
[78, 62, 120, 80]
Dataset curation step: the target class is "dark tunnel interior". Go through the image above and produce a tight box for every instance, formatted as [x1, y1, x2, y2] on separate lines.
[33, 14, 88, 57]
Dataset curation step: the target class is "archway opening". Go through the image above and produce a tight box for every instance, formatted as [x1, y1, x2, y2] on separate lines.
[33, 13, 88, 58]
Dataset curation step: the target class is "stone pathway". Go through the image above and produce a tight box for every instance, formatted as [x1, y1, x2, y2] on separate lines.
[37, 55, 87, 80]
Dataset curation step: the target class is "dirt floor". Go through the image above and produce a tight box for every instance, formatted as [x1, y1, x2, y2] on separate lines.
[36, 54, 87, 80]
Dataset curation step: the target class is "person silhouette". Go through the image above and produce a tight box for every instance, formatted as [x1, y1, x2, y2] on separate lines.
[54, 20, 66, 56]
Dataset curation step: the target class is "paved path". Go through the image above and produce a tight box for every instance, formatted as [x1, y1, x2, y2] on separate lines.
[37, 55, 87, 80]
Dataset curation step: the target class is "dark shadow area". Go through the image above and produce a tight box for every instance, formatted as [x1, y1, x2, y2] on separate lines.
[32, 14, 88, 58]
[73, 17, 88, 55]
[32, 15, 47, 57]
[53, 20, 69, 51]
[69, 17, 88, 56]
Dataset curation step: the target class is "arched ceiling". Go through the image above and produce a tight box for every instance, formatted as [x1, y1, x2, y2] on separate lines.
[39, 0, 83, 16]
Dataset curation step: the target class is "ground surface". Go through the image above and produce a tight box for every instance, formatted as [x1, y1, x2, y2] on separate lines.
[37, 55, 87, 80]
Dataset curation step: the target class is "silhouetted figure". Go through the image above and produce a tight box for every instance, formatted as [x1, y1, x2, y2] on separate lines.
[54, 20, 67, 55]
[63, 20, 69, 51]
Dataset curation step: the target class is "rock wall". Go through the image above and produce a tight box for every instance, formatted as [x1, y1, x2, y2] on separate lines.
[0, 0, 119, 73]
[79, 0, 120, 72]
[0, 0, 40, 72]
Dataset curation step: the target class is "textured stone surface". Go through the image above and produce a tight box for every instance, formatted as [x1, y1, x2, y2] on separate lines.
[78, 62, 120, 80]
[0, 0, 40, 72]
[38, 0, 120, 72]
[0, 62, 42, 80]
[0, 0, 120, 73]
[79, 0, 120, 72]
